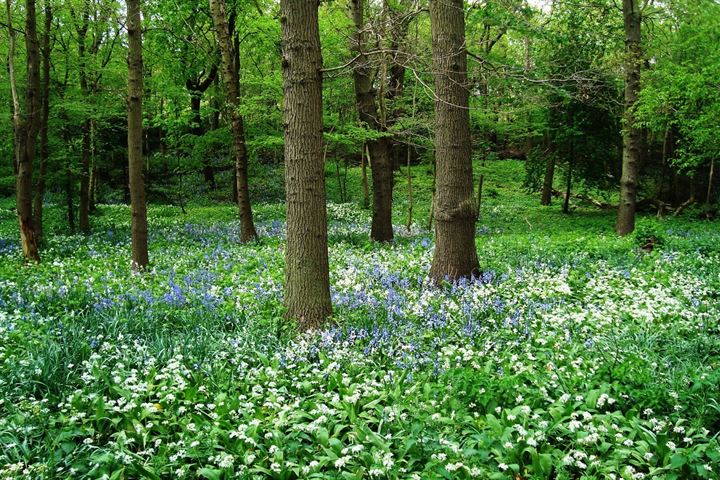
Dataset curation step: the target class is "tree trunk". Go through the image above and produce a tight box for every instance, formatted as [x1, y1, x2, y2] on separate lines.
[707, 157, 715, 205]
[33, 0, 52, 242]
[79, 121, 91, 233]
[66, 162, 75, 233]
[540, 154, 555, 206]
[127, 0, 149, 270]
[7, 0, 41, 262]
[280, 0, 332, 329]
[209, 0, 257, 242]
[349, 0, 394, 242]
[361, 143, 370, 209]
[187, 65, 218, 189]
[616, 0, 642, 235]
[428, 0, 479, 282]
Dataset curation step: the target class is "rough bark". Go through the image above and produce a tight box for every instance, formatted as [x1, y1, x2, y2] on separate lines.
[616, 0, 642, 235]
[428, 0, 479, 282]
[33, 0, 52, 241]
[280, 0, 332, 329]
[7, 0, 41, 262]
[349, 0, 394, 242]
[208, 0, 257, 242]
[127, 0, 149, 270]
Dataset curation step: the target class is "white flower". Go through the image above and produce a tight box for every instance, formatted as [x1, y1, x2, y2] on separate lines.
[666, 441, 677, 451]
[335, 456, 350, 468]
[498, 463, 509, 471]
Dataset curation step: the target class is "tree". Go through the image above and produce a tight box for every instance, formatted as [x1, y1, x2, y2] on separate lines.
[72, 0, 118, 234]
[616, 0, 643, 235]
[428, 0, 480, 282]
[280, 0, 332, 329]
[7, 0, 42, 262]
[208, 0, 257, 243]
[127, 0, 148, 270]
[349, 0, 394, 242]
[33, 0, 53, 242]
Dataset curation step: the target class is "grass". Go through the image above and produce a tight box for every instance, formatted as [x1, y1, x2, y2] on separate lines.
[0, 159, 719, 479]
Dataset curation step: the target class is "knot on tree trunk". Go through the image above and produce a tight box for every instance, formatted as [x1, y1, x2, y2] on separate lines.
[434, 197, 477, 222]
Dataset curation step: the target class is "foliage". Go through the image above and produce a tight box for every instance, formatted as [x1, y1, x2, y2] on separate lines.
[1, 160, 719, 479]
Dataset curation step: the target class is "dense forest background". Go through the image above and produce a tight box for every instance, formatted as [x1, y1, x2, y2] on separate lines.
[2, 0, 718, 227]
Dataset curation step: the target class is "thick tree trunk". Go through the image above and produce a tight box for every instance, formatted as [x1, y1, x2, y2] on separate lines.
[208, 0, 257, 242]
[33, 0, 52, 242]
[349, 0, 394, 242]
[368, 139, 394, 241]
[127, 0, 149, 270]
[616, 0, 642, 235]
[280, 0, 332, 329]
[7, 0, 41, 262]
[428, 0, 479, 282]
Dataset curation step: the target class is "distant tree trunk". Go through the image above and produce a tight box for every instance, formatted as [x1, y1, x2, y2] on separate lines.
[428, 0, 480, 282]
[78, 122, 91, 233]
[349, 0, 394, 242]
[66, 163, 75, 233]
[75, 10, 92, 234]
[563, 159, 573, 214]
[707, 157, 715, 205]
[186, 65, 218, 189]
[209, 0, 257, 242]
[280, 0, 332, 329]
[540, 154, 555, 205]
[361, 143, 370, 209]
[33, 0, 52, 242]
[616, 0, 642, 235]
[127, 0, 149, 270]
[7, 0, 41, 262]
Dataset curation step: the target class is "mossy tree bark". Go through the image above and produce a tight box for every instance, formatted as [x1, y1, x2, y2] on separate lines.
[7, 0, 41, 262]
[127, 0, 149, 270]
[209, 0, 257, 242]
[428, 0, 480, 283]
[280, 0, 332, 330]
[616, 0, 642, 235]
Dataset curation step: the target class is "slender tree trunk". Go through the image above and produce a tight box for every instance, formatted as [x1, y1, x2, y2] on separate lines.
[7, 0, 41, 262]
[616, 0, 642, 235]
[187, 66, 218, 189]
[349, 0, 393, 242]
[361, 143, 370, 209]
[209, 0, 257, 242]
[428, 0, 479, 282]
[406, 144, 413, 232]
[127, 0, 149, 270]
[78, 121, 91, 233]
[540, 154, 555, 206]
[563, 159, 573, 214]
[280, 0, 332, 329]
[707, 158, 715, 205]
[65, 161, 75, 232]
[33, 0, 52, 242]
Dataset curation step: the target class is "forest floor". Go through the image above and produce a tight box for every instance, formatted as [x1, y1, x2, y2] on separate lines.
[1, 160, 719, 479]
